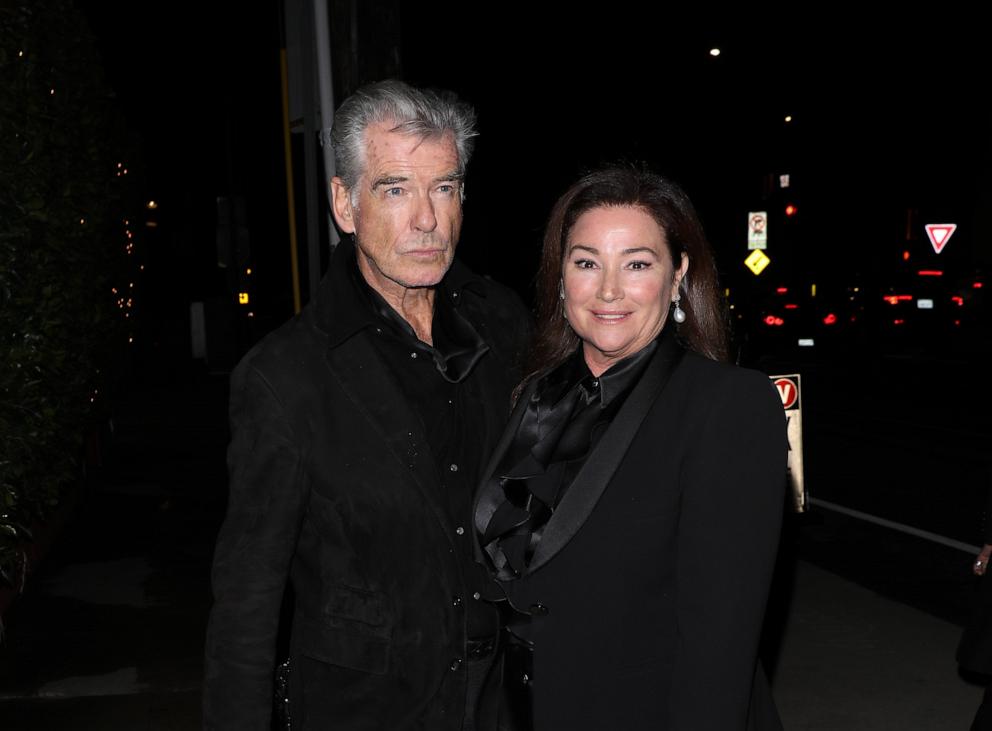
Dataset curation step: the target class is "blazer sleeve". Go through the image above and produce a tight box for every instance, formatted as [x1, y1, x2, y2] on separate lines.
[669, 369, 787, 730]
[203, 361, 308, 730]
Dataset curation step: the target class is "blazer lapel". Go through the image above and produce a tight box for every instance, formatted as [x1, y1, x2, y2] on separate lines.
[524, 339, 685, 575]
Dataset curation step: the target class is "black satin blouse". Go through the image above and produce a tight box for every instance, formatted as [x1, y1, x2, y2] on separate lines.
[478, 337, 660, 580]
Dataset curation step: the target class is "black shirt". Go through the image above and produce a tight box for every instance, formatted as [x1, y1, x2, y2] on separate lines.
[341, 250, 499, 639]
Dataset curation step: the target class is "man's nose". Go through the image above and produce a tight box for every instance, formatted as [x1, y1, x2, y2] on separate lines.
[413, 193, 438, 233]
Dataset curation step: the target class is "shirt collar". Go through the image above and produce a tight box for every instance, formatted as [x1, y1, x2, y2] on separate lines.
[318, 236, 487, 349]
[319, 238, 490, 382]
[539, 333, 663, 409]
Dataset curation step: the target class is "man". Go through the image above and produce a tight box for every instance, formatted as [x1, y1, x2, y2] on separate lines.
[204, 81, 528, 730]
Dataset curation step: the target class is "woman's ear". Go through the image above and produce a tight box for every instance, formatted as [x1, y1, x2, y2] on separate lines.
[674, 252, 689, 294]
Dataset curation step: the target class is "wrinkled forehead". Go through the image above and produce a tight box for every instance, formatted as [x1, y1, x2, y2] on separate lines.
[358, 121, 459, 179]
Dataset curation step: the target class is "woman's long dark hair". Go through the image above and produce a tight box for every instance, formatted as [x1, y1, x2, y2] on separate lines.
[526, 165, 729, 384]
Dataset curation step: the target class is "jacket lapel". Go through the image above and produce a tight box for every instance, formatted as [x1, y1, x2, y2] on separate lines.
[524, 339, 685, 575]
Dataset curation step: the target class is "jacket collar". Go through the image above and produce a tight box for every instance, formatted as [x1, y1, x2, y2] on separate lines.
[474, 331, 686, 578]
[314, 237, 488, 349]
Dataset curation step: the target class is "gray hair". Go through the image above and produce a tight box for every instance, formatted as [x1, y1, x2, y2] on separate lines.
[329, 80, 478, 197]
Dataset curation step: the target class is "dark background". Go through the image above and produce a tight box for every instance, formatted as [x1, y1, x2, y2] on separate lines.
[0, 4, 988, 728]
[77, 3, 990, 355]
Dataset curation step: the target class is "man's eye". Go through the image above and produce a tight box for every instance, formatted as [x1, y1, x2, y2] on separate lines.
[437, 184, 455, 194]
[385, 187, 404, 197]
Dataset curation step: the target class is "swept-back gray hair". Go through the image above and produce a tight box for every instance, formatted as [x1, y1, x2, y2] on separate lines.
[330, 79, 478, 193]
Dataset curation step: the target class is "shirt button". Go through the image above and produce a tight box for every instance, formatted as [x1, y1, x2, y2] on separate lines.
[452, 596, 462, 607]
[455, 526, 465, 535]
[450, 658, 462, 671]
[472, 591, 481, 600]
[449, 463, 459, 472]
[591, 379, 599, 388]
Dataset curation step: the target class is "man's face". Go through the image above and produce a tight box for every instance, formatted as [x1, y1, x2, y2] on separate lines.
[331, 122, 463, 300]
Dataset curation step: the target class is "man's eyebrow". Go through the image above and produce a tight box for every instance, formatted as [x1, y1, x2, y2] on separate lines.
[435, 171, 464, 183]
[370, 175, 408, 190]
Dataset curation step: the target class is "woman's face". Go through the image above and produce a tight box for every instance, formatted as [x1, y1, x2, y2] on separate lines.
[563, 205, 688, 377]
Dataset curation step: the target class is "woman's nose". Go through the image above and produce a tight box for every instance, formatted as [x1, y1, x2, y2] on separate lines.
[597, 268, 622, 302]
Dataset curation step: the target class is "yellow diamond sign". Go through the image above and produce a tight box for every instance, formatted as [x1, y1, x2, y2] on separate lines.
[745, 249, 770, 275]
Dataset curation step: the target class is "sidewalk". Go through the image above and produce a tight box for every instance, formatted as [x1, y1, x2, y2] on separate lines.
[1, 554, 981, 729]
[773, 561, 981, 730]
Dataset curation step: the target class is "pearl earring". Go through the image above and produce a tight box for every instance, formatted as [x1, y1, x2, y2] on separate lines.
[672, 294, 686, 324]
[559, 280, 565, 301]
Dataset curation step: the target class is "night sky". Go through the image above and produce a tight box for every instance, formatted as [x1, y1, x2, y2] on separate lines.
[77, 3, 989, 351]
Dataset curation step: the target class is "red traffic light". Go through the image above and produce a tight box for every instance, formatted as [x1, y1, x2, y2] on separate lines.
[785, 204, 797, 217]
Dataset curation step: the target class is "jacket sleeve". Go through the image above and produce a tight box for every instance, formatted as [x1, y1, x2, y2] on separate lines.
[669, 369, 787, 730]
[203, 361, 308, 730]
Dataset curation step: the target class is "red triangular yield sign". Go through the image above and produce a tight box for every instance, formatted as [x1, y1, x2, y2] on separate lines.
[924, 223, 957, 254]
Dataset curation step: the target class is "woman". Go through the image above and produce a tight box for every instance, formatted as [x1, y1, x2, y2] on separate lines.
[474, 166, 787, 730]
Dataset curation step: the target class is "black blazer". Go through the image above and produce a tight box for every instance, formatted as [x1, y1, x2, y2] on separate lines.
[204, 243, 528, 730]
[474, 341, 787, 731]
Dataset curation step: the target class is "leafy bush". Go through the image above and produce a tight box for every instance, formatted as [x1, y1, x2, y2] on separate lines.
[0, 2, 138, 587]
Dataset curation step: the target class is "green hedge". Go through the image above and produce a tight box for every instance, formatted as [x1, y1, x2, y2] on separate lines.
[0, 2, 138, 586]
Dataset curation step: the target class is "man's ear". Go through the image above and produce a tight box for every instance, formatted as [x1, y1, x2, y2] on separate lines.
[330, 177, 356, 234]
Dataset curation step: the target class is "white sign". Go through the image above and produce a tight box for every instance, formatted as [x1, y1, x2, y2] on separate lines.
[798, 339, 815, 347]
[748, 211, 768, 250]
[925, 223, 957, 254]
[917, 299, 934, 309]
[772, 374, 806, 513]
[779, 174, 791, 189]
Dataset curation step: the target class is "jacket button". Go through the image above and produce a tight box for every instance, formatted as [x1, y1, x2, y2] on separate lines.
[455, 526, 465, 536]
[529, 603, 549, 616]
[450, 658, 462, 671]
[452, 596, 462, 607]
[472, 591, 481, 600]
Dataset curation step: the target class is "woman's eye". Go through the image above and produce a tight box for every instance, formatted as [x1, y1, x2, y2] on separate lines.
[574, 259, 597, 269]
[628, 261, 651, 271]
